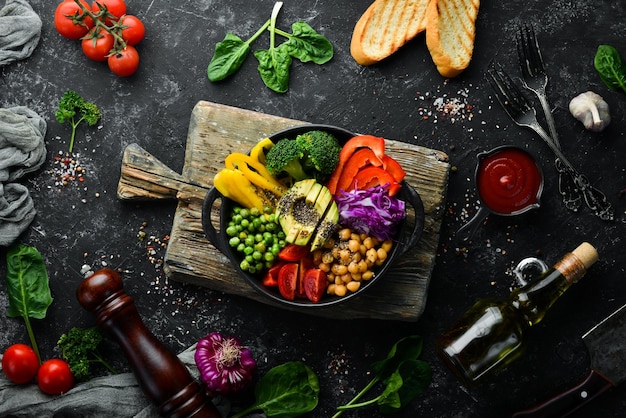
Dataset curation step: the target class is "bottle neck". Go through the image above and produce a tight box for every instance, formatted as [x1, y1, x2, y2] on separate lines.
[510, 252, 587, 326]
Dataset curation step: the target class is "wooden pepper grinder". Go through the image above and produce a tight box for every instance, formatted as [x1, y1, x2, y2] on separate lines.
[77, 268, 220, 418]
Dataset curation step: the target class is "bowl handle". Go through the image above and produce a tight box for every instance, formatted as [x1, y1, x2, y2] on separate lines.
[396, 184, 425, 258]
[201, 187, 230, 255]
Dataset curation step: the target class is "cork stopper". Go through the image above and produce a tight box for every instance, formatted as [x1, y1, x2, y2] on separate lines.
[571, 242, 599, 270]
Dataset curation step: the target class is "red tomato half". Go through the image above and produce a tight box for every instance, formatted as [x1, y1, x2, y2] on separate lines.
[304, 269, 327, 303]
[119, 15, 146, 46]
[107, 45, 139, 77]
[262, 261, 287, 287]
[91, 0, 127, 25]
[54, 0, 94, 40]
[81, 27, 114, 62]
[37, 359, 74, 395]
[2, 344, 39, 385]
[277, 263, 298, 301]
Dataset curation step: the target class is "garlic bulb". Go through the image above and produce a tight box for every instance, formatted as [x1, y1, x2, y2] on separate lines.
[569, 91, 611, 132]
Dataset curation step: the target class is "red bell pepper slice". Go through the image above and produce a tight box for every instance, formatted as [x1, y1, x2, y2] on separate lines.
[335, 148, 384, 193]
[278, 244, 310, 262]
[350, 166, 401, 196]
[382, 155, 406, 183]
[327, 135, 386, 194]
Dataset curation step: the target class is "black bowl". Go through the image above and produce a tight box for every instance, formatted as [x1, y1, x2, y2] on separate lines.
[202, 124, 425, 308]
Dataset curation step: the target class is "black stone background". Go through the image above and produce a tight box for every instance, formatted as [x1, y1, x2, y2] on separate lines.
[1, 0, 626, 417]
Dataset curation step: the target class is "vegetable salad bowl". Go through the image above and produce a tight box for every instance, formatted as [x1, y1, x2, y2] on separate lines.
[202, 124, 425, 308]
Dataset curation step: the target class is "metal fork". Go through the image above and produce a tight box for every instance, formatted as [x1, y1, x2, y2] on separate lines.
[516, 24, 582, 212]
[486, 64, 615, 221]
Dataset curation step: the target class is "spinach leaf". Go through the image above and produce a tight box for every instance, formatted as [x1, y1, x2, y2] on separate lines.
[594, 44, 626, 93]
[231, 361, 319, 418]
[5, 244, 53, 362]
[279, 22, 334, 64]
[207, 33, 252, 82]
[254, 45, 292, 94]
[333, 335, 432, 417]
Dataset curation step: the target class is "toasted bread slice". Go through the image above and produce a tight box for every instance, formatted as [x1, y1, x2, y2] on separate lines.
[426, 0, 480, 77]
[351, 0, 432, 66]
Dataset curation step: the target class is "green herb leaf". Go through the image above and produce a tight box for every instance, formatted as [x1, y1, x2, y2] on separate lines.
[378, 359, 432, 414]
[207, 33, 252, 82]
[6, 244, 53, 320]
[5, 244, 53, 363]
[233, 361, 319, 418]
[254, 44, 292, 94]
[282, 22, 333, 64]
[371, 335, 424, 379]
[594, 44, 626, 94]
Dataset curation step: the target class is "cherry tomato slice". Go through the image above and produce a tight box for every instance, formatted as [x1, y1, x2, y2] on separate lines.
[296, 257, 314, 299]
[107, 45, 139, 77]
[262, 261, 287, 287]
[81, 27, 114, 62]
[278, 244, 310, 262]
[277, 263, 298, 301]
[54, 0, 94, 40]
[304, 268, 327, 303]
[119, 15, 146, 46]
[2, 344, 39, 385]
[37, 359, 74, 395]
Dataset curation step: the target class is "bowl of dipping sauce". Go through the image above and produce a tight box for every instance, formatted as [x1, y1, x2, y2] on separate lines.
[457, 145, 543, 241]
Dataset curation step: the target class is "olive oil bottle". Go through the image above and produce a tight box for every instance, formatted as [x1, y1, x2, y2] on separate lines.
[436, 242, 599, 386]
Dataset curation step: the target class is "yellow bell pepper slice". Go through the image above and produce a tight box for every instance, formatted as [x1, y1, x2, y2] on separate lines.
[249, 137, 274, 165]
[213, 169, 265, 210]
[224, 153, 286, 195]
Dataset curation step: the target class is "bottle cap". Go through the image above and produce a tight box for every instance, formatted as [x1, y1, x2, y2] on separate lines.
[572, 242, 599, 269]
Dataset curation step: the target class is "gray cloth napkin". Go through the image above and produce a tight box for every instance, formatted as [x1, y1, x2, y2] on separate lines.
[0, 0, 42, 66]
[0, 345, 234, 418]
[0, 106, 46, 246]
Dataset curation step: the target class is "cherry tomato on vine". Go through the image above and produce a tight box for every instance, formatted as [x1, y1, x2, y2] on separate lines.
[119, 15, 145, 46]
[2, 344, 40, 385]
[107, 45, 139, 77]
[54, 0, 94, 40]
[37, 359, 74, 395]
[81, 27, 115, 62]
[91, 0, 127, 25]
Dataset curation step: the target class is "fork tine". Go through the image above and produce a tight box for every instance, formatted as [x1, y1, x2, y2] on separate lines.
[516, 24, 544, 78]
[486, 64, 533, 119]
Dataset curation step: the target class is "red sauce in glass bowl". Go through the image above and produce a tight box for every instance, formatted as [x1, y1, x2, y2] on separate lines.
[476, 147, 543, 215]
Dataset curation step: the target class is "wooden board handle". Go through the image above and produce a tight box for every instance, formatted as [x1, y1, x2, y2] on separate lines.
[117, 143, 208, 201]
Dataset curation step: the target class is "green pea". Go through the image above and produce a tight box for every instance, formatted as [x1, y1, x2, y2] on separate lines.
[229, 237, 240, 247]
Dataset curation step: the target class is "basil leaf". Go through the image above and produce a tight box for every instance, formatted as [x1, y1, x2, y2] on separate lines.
[5, 244, 53, 320]
[252, 361, 319, 418]
[207, 33, 252, 82]
[254, 44, 292, 94]
[594, 44, 626, 93]
[283, 22, 334, 64]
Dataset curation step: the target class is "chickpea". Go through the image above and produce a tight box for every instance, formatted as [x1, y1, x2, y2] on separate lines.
[322, 251, 334, 264]
[339, 249, 351, 262]
[327, 283, 336, 295]
[338, 228, 351, 241]
[332, 264, 348, 276]
[341, 273, 352, 284]
[347, 261, 360, 274]
[362, 270, 374, 280]
[366, 248, 378, 263]
[381, 240, 393, 253]
[376, 247, 388, 262]
[358, 259, 368, 273]
[346, 281, 361, 293]
[363, 236, 375, 249]
[318, 262, 331, 272]
[334, 284, 347, 297]
[348, 239, 360, 253]
[351, 272, 362, 281]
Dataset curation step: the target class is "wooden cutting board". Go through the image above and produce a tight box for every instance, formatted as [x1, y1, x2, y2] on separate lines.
[117, 101, 450, 321]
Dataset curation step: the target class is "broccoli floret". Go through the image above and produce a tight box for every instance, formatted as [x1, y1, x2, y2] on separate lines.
[55, 90, 101, 153]
[265, 137, 309, 181]
[57, 326, 118, 381]
[295, 130, 342, 183]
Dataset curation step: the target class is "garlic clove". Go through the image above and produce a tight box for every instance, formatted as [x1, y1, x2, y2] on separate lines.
[569, 91, 611, 132]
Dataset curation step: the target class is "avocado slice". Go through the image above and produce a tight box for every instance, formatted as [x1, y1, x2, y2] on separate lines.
[277, 179, 337, 246]
[310, 201, 339, 251]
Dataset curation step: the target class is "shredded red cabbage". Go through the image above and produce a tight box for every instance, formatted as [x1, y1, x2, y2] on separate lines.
[335, 185, 406, 241]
